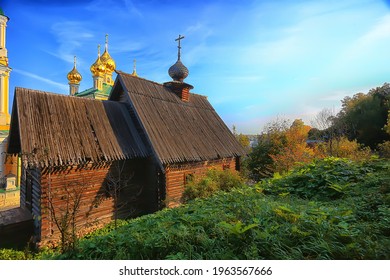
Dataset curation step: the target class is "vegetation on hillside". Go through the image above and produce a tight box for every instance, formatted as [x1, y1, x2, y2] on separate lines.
[2, 158, 388, 260]
[182, 169, 245, 203]
[244, 83, 389, 181]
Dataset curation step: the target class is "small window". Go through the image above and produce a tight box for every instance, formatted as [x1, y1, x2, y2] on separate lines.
[185, 173, 195, 184]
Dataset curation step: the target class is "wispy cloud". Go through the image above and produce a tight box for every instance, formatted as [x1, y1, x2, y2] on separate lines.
[123, 0, 143, 18]
[346, 14, 390, 59]
[86, 0, 143, 18]
[49, 21, 95, 66]
[13, 69, 68, 92]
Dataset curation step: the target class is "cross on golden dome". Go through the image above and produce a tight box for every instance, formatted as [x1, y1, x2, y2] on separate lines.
[67, 56, 82, 84]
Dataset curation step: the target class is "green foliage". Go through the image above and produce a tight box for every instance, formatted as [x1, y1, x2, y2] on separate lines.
[314, 137, 372, 161]
[385, 110, 390, 135]
[244, 139, 276, 180]
[261, 157, 377, 200]
[332, 84, 390, 148]
[377, 141, 390, 158]
[0, 248, 28, 260]
[236, 134, 251, 151]
[6, 159, 389, 260]
[245, 119, 290, 180]
[182, 169, 244, 202]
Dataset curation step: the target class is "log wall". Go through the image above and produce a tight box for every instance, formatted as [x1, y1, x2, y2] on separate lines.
[26, 159, 156, 246]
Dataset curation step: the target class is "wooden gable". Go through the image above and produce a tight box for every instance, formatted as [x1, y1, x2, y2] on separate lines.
[110, 71, 247, 165]
[7, 87, 149, 167]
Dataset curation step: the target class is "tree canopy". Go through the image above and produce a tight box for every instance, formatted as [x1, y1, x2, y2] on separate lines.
[333, 83, 390, 148]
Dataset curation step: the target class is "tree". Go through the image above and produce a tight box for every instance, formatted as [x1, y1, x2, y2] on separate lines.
[385, 109, 390, 135]
[270, 119, 314, 174]
[245, 118, 290, 180]
[378, 109, 390, 158]
[311, 108, 336, 131]
[47, 179, 86, 253]
[333, 84, 390, 148]
[236, 133, 251, 151]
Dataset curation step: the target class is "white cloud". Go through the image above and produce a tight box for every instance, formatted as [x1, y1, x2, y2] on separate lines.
[344, 14, 390, 61]
[86, 0, 143, 17]
[50, 21, 95, 64]
[356, 14, 390, 45]
[13, 69, 68, 92]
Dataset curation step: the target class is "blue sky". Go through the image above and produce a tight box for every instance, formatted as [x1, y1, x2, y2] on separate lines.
[3, 0, 390, 134]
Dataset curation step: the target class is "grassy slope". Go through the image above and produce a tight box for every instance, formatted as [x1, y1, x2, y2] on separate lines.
[2, 158, 389, 260]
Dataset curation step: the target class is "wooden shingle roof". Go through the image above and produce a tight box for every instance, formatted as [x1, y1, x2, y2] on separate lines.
[8, 87, 149, 167]
[114, 71, 247, 165]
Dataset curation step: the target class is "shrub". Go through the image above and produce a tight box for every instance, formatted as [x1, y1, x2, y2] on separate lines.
[261, 157, 376, 200]
[377, 141, 390, 158]
[0, 248, 28, 260]
[182, 169, 245, 202]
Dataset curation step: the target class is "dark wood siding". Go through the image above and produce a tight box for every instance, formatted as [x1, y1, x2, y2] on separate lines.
[35, 159, 156, 245]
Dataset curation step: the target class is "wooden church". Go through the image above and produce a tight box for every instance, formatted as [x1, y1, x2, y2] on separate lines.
[6, 36, 246, 245]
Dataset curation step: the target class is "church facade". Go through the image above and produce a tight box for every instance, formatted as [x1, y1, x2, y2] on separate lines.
[66, 34, 138, 100]
[0, 8, 11, 178]
[0, 8, 20, 204]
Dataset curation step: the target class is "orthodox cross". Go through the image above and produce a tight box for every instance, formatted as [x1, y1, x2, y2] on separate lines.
[175, 34, 185, 60]
[105, 34, 109, 50]
[132, 58, 138, 76]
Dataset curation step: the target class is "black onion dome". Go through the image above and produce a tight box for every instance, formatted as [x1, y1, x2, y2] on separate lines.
[168, 59, 189, 82]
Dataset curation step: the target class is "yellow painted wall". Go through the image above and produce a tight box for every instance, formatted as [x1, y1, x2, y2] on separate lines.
[0, 189, 20, 209]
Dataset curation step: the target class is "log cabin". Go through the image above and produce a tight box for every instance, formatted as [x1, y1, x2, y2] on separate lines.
[6, 40, 246, 245]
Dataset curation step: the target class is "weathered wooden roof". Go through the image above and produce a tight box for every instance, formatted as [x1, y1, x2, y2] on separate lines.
[112, 71, 247, 165]
[7, 87, 149, 167]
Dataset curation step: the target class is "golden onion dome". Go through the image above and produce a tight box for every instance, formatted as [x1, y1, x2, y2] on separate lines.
[67, 56, 82, 84]
[100, 34, 116, 73]
[101, 50, 116, 73]
[90, 45, 105, 77]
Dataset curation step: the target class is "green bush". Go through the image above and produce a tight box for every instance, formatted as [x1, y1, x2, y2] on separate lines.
[182, 169, 245, 202]
[378, 141, 390, 158]
[260, 157, 379, 200]
[0, 248, 28, 260]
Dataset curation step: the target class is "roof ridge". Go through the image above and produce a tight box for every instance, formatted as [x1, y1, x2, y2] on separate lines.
[117, 70, 208, 98]
[116, 70, 163, 87]
[127, 88, 214, 111]
[15, 87, 106, 103]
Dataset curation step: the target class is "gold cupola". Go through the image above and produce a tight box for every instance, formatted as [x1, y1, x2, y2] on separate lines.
[67, 56, 82, 96]
[100, 34, 116, 85]
[90, 45, 105, 90]
[90, 44, 105, 77]
[67, 56, 82, 84]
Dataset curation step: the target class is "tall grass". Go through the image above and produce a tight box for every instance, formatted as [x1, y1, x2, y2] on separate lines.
[2, 158, 389, 260]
